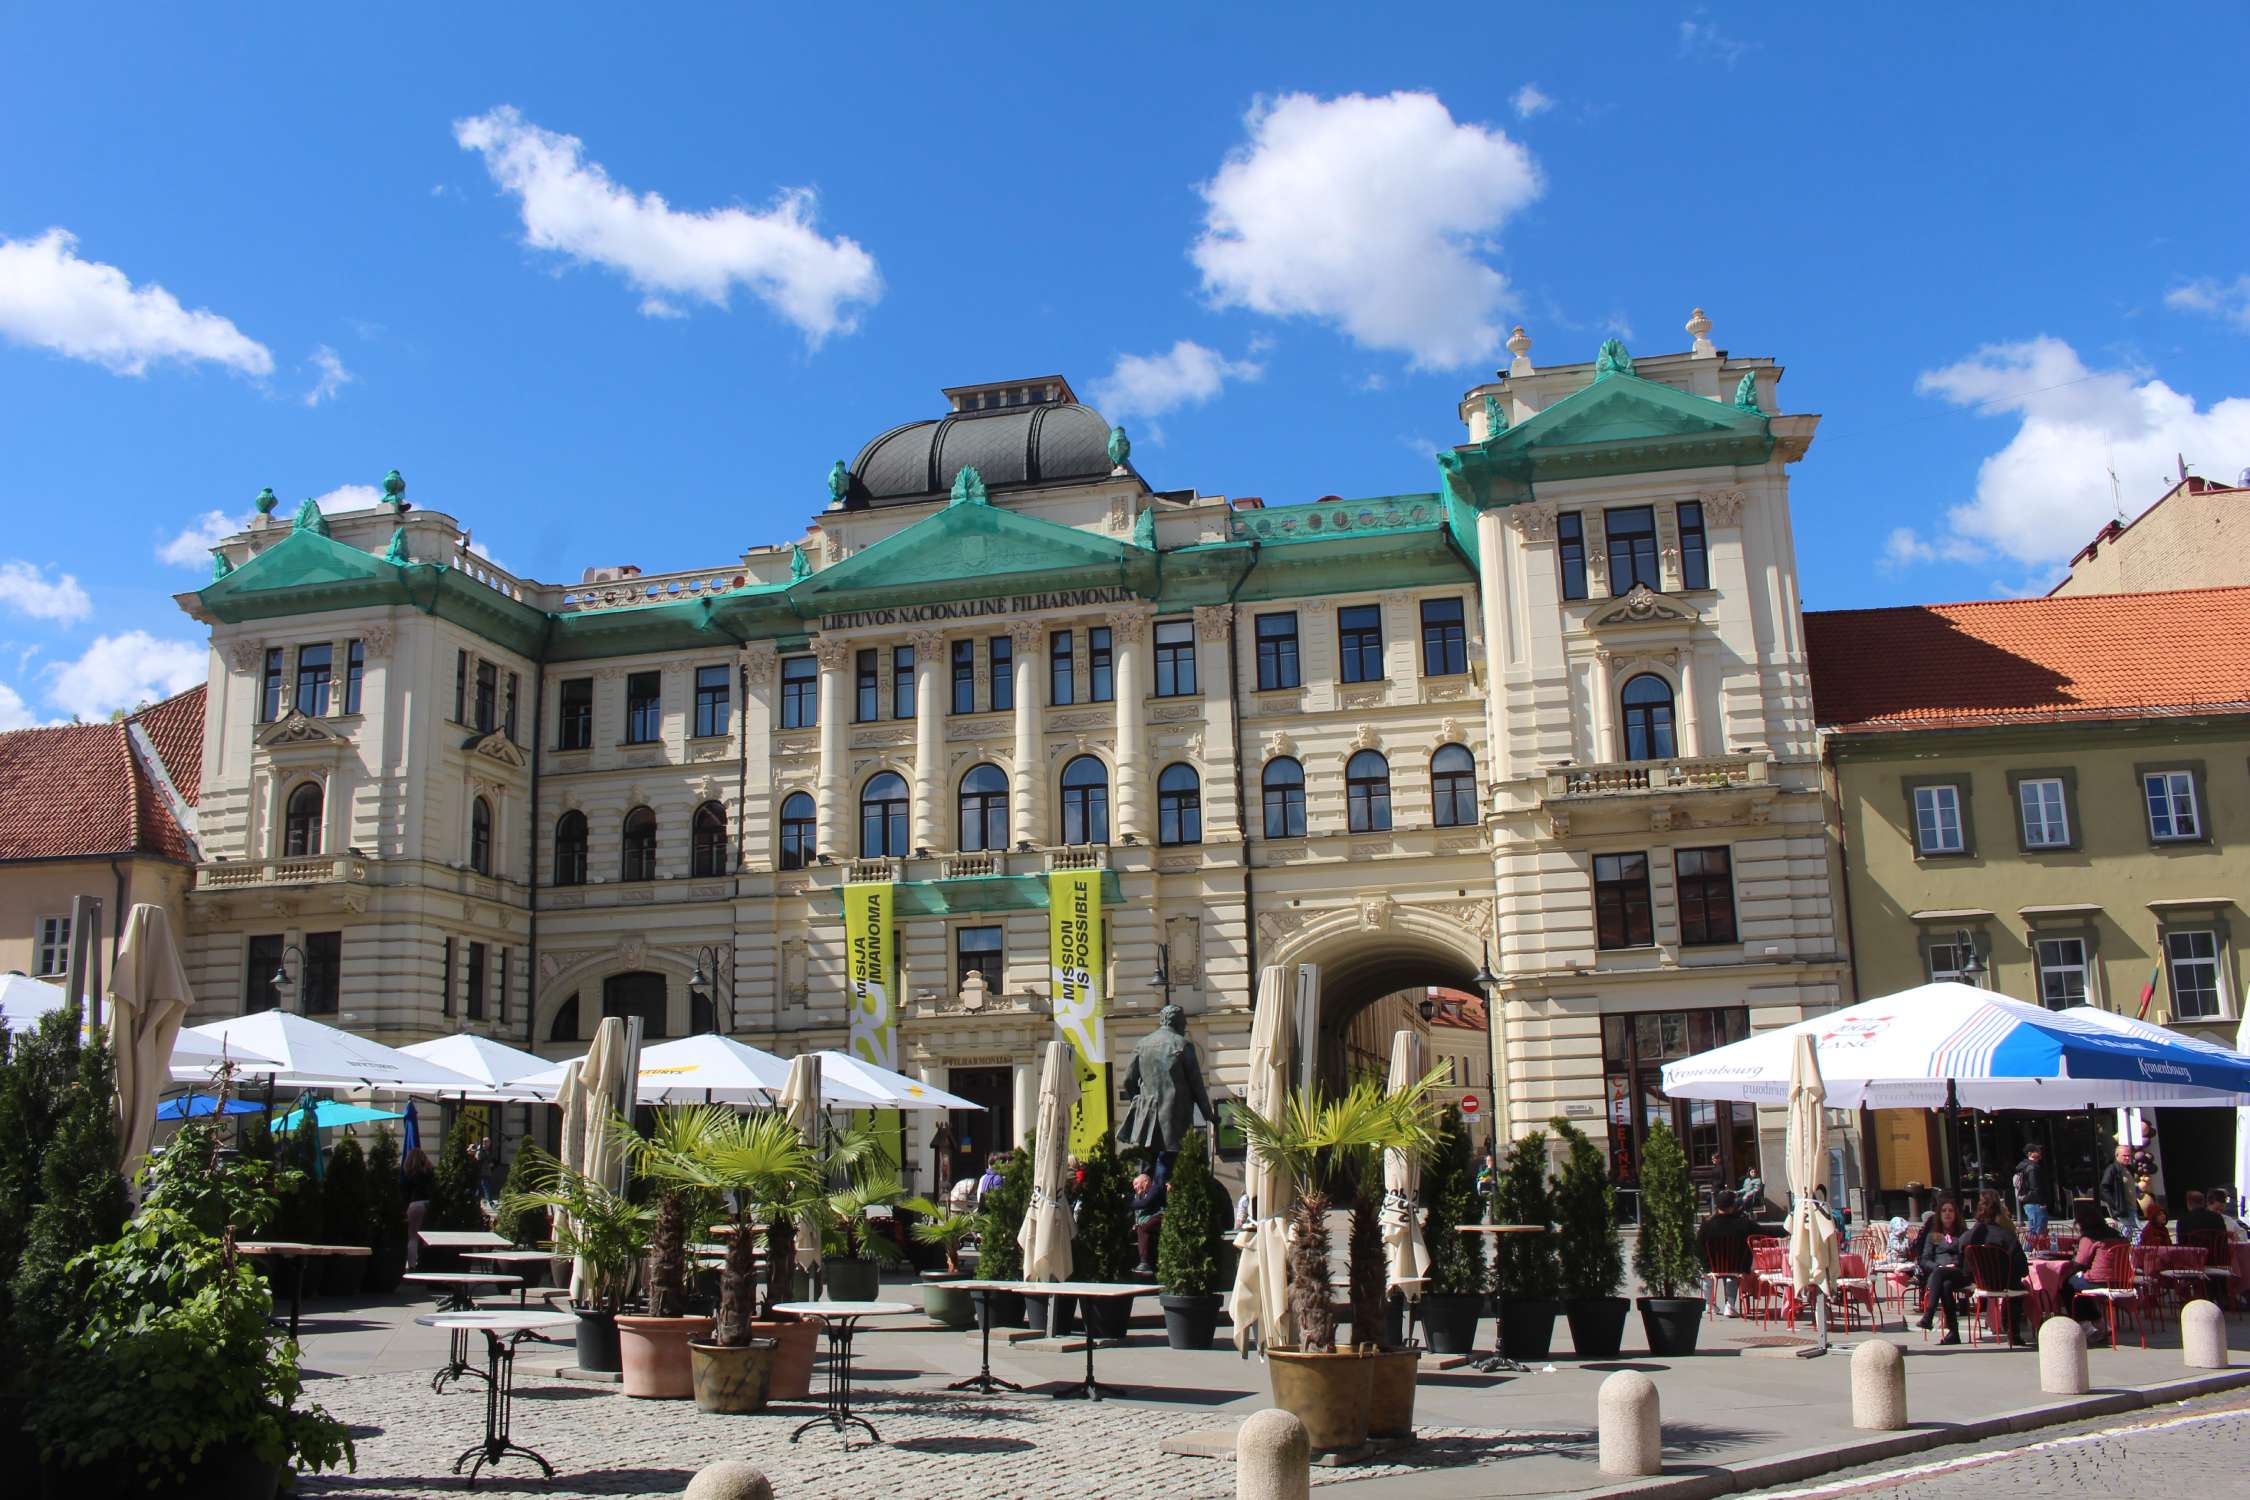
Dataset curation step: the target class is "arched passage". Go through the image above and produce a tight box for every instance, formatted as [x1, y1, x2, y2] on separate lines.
[1264, 908, 1490, 1105]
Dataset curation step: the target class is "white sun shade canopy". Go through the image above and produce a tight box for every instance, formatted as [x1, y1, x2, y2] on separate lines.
[177, 1012, 485, 1093]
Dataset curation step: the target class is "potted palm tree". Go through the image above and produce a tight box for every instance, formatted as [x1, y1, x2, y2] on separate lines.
[1415, 1104, 1485, 1354]
[501, 1146, 651, 1375]
[814, 1123, 906, 1303]
[1342, 1080, 1437, 1444]
[1156, 1131, 1225, 1349]
[1494, 1129, 1561, 1360]
[903, 1196, 978, 1328]
[617, 1111, 717, 1399]
[1550, 1118, 1629, 1359]
[1633, 1123, 1706, 1356]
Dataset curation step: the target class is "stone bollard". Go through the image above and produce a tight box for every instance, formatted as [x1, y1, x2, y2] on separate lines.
[1850, 1339, 1907, 1430]
[2183, 1299, 2229, 1369]
[1237, 1408, 1312, 1500]
[2039, 1315, 2089, 1394]
[1597, 1369, 1662, 1477]
[684, 1461, 774, 1500]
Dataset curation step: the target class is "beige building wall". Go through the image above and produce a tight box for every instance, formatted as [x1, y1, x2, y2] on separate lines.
[2049, 478, 2250, 597]
[0, 858, 190, 980]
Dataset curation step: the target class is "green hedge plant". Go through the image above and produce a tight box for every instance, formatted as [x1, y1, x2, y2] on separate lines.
[975, 1145, 1033, 1281]
[1548, 1118, 1624, 1301]
[1071, 1132, 1136, 1283]
[1493, 1129, 1560, 1301]
[427, 1114, 486, 1231]
[1155, 1131, 1225, 1298]
[1419, 1103, 1486, 1297]
[1632, 1123, 1701, 1300]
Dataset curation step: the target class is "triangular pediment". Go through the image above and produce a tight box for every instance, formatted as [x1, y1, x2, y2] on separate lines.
[793, 496, 1155, 612]
[196, 527, 413, 625]
[1587, 584, 1700, 629]
[1500, 373, 1767, 452]
[256, 710, 344, 748]
[463, 729, 529, 768]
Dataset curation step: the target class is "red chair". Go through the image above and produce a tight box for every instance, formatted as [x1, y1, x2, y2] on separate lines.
[1746, 1244, 1789, 1326]
[2077, 1241, 2148, 1349]
[2128, 1246, 2175, 1329]
[2178, 1230, 2236, 1314]
[1834, 1251, 1880, 1331]
[1963, 1242, 2028, 1346]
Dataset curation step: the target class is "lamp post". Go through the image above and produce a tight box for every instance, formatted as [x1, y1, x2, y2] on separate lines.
[689, 944, 734, 1036]
[1471, 944, 1502, 1154]
[270, 943, 306, 1010]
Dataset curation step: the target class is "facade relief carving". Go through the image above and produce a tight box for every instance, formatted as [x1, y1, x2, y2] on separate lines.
[1505, 502, 1557, 541]
[224, 638, 266, 673]
[1193, 605, 1232, 641]
[1702, 489, 1747, 526]
[358, 624, 392, 659]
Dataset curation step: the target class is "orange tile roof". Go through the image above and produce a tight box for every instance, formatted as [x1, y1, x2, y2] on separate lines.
[133, 683, 204, 806]
[0, 685, 203, 863]
[1425, 988, 1488, 1030]
[1806, 587, 2250, 735]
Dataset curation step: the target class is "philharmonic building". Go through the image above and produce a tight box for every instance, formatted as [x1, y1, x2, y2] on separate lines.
[176, 325, 1844, 1205]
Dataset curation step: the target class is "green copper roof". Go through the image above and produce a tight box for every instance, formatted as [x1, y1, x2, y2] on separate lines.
[1440, 368, 1772, 499]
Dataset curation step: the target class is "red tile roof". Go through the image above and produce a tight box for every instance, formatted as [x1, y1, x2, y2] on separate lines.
[1425, 988, 1488, 1030]
[1806, 587, 2250, 735]
[0, 685, 203, 863]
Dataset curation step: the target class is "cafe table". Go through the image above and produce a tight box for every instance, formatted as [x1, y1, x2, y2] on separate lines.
[402, 1272, 525, 1389]
[771, 1300, 919, 1445]
[1455, 1225, 1548, 1371]
[1006, 1281, 1149, 1400]
[945, 1279, 1029, 1394]
[463, 1249, 559, 1304]
[235, 1240, 371, 1340]
[415, 1310, 575, 1486]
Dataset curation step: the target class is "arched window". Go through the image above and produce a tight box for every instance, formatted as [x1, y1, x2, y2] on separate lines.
[469, 796, 493, 875]
[691, 801, 728, 877]
[778, 792, 815, 871]
[622, 805, 658, 881]
[554, 810, 589, 885]
[1262, 757, 1306, 839]
[1621, 674, 1677, 761]
[549, 992, 580, 1043]
[1346, 750, 1392, 833]
[1060, 755, 1109, 846]
[282, 781, 323, 857]
[860, 771, 908, 857]
[602, 970, 669, 1039]
[1431, 744, 1478, 828]
[1158, 763, 1202, 847]
[958, 764, 1009, 852]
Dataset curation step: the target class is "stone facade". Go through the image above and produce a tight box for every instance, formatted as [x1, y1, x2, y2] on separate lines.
[2049, 475, 2250, 597]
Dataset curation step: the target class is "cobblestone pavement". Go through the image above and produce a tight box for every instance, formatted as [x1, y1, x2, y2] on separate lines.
[1736, 1392, 2250, 1499]
[295, 1369, 1597, 1499]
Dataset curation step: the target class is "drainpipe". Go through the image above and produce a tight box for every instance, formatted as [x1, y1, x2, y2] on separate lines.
[524, 622, 551, 1151]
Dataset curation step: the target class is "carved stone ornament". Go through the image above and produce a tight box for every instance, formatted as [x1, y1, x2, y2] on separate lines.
[1182, 731, 1204, 761]
[1256, 909, 1310, 947]
[1194, 605, 1232, 642]
[1262, 729, 1296, 759]
[1547, 809, 1571, 838]
[696, 775, 725, 803]
[1165, 913, 1203, 982]
[811, 636, 852, 669]
[255, 710, 341, 748]
[560, 789, 582, 812]
[1439, 716, 1465, 744]
[1008, 619, 1046, 651]
[1359, 894, 1397, 931]
[742, 646, 777, 687]
[1505, 503, 1557, 542]
[1380, 591, 1412, 611]
[1703, 489, 1747, 526]
[1589, 584, 1697, 628]
[1106, 602, 1156, 640]
[1148, 701, 1202, 723]
[224, 638, 267, 673]
[619, 935, 647, 968]
[1650, 806, 1677, 832]
[1351, 723, 1381, 751]
[907, 628, 947, 656]
[358, 624, 392, 659]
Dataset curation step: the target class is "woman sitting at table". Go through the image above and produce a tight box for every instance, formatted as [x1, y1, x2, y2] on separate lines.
[2062, 1197, 2128, 1346]
[1916, 1197, 1973, 1344]
[1962, 1189, 2032, 1346]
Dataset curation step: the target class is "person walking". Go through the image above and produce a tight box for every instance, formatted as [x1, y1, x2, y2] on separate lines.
[2099, 1143, 2140, 1234]
[2013, 1144, 2051, 1238]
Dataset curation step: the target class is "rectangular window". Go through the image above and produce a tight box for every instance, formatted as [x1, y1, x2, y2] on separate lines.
[989, 635, 1013, 711]
[1420, 598, 1467, 676]
[301, 931, 341, 1016]
[1674, 847, 1737, 945]
[893, 644, 916, 718]
[1557, 512, 1588, 601]
[453, 649, 467, 723]
[2018, 777, 2070, 848]
[2168, 929, 2225, 1019]
[344, 639, 363, 714]
[2035, 936, 2089, 1010]
[245, 933, 282, 1013]
[856, 649, 879, 722]
[465, 940, 487, 1022]
[625, 671, 662, 743]
[262, 648, 286, 723]
[505, 670, 520, 742]
[441, 936, 455, 1017]
[1087, 626, 1113, 702]
[1153, 620, 1197, 697]
[473, 659, 497, 733]
[956, 925, 1004, 991]
[951, 639, 976, 714]
[1594, 853, 1655, 949]
[294, 643, 331, 717]
[34, 914, 71, 977]
[1605, 505, 1660, 594]
[558, 678, 594, 749]
[693, 664, 731, 738]
[1338, 604, 1384, 683]
[779, 655, 817, 729]
[2144, 770, 2202, 841]
[1928, 938, 1976, 985]
[1677, 500, 1710, 591]
[1050, 630, 1074, 705]
[1913, 784, 1965, 855]
[1255, 612, 1300, 690]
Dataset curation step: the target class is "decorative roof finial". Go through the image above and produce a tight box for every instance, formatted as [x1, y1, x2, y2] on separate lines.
[789, 544, 812, 581]
[1733, 371, 1762, 413]
[383, 527, 410, 564]
[1482, 392, 1509, 442]
[948, 466, 990, 508]
[382, 468, 406, 508]
[253, 486, 278, 516]
[209, 549, 233, 582]
[826, 460, 849, 504]
[1594, 338, 1634, 379]
[1506, 325, 1534, 377]
[1106, 425, 1132, 473]
[1686, 307, 1715, 358]
[291, 497, 331, 536]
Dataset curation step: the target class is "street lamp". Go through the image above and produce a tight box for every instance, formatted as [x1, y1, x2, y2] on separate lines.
[1955, 929, 1987, 987]
[1154, 943, 1173, 1010]
[269, 943, 306, 1007]
[689, 944, 734, 1035]
[1469, 943, 1502, 1151]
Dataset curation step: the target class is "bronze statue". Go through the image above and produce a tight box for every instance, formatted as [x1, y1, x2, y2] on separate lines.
[1118, 1005, 1216, 1163]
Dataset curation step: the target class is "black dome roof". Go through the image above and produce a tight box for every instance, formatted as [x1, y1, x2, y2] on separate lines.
[847, 402, 1116, 506]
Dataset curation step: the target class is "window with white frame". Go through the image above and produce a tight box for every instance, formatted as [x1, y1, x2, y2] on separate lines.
[2144, 771, 2201, 841]
[2167, 929, 2226, 1019]
[35, 914, 71, 976]
[1928, 937, 1976, 984]
[1913, 784, 1965, 855]
[2034, 936, 2089, 1009]
[2018, 778, 2069, 848]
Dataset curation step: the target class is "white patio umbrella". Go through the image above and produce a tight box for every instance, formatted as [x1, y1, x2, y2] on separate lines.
[812, 1050, 983, 1112]
[178, 1011, 485, 1093]
[1381, 1029, 1431, 1299]
[0, 973, 69, 1034]
[520, 1033, 891, 1108]
[778, 1053, 826, 1274]
[1229, 964, 1297, 1356]
[401, 1034, 559, 1101]
[109, 905, 194, 1177]
[1018, 1039, 1077, 1285]
[1784, 1034, 1840, 1353]
[169, 1027, 282, 1074]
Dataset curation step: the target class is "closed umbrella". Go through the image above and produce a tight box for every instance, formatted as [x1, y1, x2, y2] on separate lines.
[1229, 964, 1297, 1356]
[1785, 1034, 1840, 1353]
[1018, 1040, 1077, 1285]
[778, 1053, 826, 1275]
[1382, 1029, 1431, 1299]
[110, 904, 194, 1178]
[569, 1018, 629, 1305]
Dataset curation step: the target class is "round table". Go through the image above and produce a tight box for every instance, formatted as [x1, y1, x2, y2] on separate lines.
[403, 1273, 525, 1390]
[770, 1301, 918, 1445]
[415, 1310, 576, 1486]
[946, 1279, 1030, 1394]
[1009, 1281, 1149, 1401]
[1455, 1226, 1548, 1372]
[236, 1241, 371, 1340]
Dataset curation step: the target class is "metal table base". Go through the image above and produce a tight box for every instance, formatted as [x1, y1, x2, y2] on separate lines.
[945, 1290, 1024, 1395]
[791, 1315, 882, 1445]
[451, 1329, 555, 1487]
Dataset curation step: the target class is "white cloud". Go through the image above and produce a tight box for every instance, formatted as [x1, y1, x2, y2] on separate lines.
[0, 228, 272, 377]
[156, 484, 383, 568]
[1191, 91, 1542, 370]
[42, 631, 205, 721]
[1090, 340, 1264, 428]
[303, 345, 352, 407]
[311, 483, 382, 512]
[453, 105, 883, 345]
[0, 560, 93, 623]
[2166, 275, 2250, 332]
[1678, 17, 1753, 66]
[1909, 336, 2250, 566]
[1511, 84, 1554, 119]
[0, 681, 32, 731]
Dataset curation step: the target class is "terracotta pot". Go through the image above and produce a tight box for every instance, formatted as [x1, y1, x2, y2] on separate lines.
[1367, 1346, 1421, 1440]
[750, 1316, 821, 1400]
[1265, 1345, 1375, 1453]
[688, 1338, 777, 1414]
[615, 1314, 711, 1398]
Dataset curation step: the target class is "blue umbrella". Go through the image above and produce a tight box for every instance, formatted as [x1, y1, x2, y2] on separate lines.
[157, 1095, 262, 1120]
[272, 1101, 406, 1133]
[403, 1100, 422, 1154]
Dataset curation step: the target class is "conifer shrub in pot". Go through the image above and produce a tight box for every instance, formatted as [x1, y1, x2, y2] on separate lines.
[1156, 1131, 1226, 1349]
[1549, 1118, 1629, 1360]
[974, 1147, 1032, 1327]
[1493, 1128, 1561, 1361]
[1631, 1123, 1706, 1356]
[361, 1127, 407, 1293]
[318, 1135, 372, 1296]
[1415, 1103, 1486, 1355]
[1070, 1133, 1136, 1338]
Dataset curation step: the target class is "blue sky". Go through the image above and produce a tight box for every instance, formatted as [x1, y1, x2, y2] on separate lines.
[3, 4, 2247, 726]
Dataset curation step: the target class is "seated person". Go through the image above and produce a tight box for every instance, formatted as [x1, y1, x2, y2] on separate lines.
[2061, 1197, 2129, 1346]
[1697, 1189, 1757, 1315]
[1916, 1197, 1972, 1343]
[1130, 1172, 1167, 1275]
[1961, 1189, 2031, 1345]
[2176, 1189, 2229, 1241]
[948, 1176, 979, 1214]
[2138, 1200, 2172, 1247]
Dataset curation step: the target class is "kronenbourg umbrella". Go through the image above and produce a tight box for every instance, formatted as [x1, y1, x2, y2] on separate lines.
[178, 1011, 484, 1093]
[1381, 1028, 1432, 1299]
[110, 904, 194, 1177]
[1018, 1040, 1077, 1285]
[401, 1034, 559, 1101]
[1229, 964, 1297, 1356]
[812, 1050, 983, 1112]
[779, 1053, 826, 1274]
[1785, 1034, 1840, 1336]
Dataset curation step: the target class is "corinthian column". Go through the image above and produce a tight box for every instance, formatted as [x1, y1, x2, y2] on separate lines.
[1110, 603, 1155, 842]
[1008, 620, 1044, 847]
[908, 629, 946, 852]
[812, 636, 851, 858]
